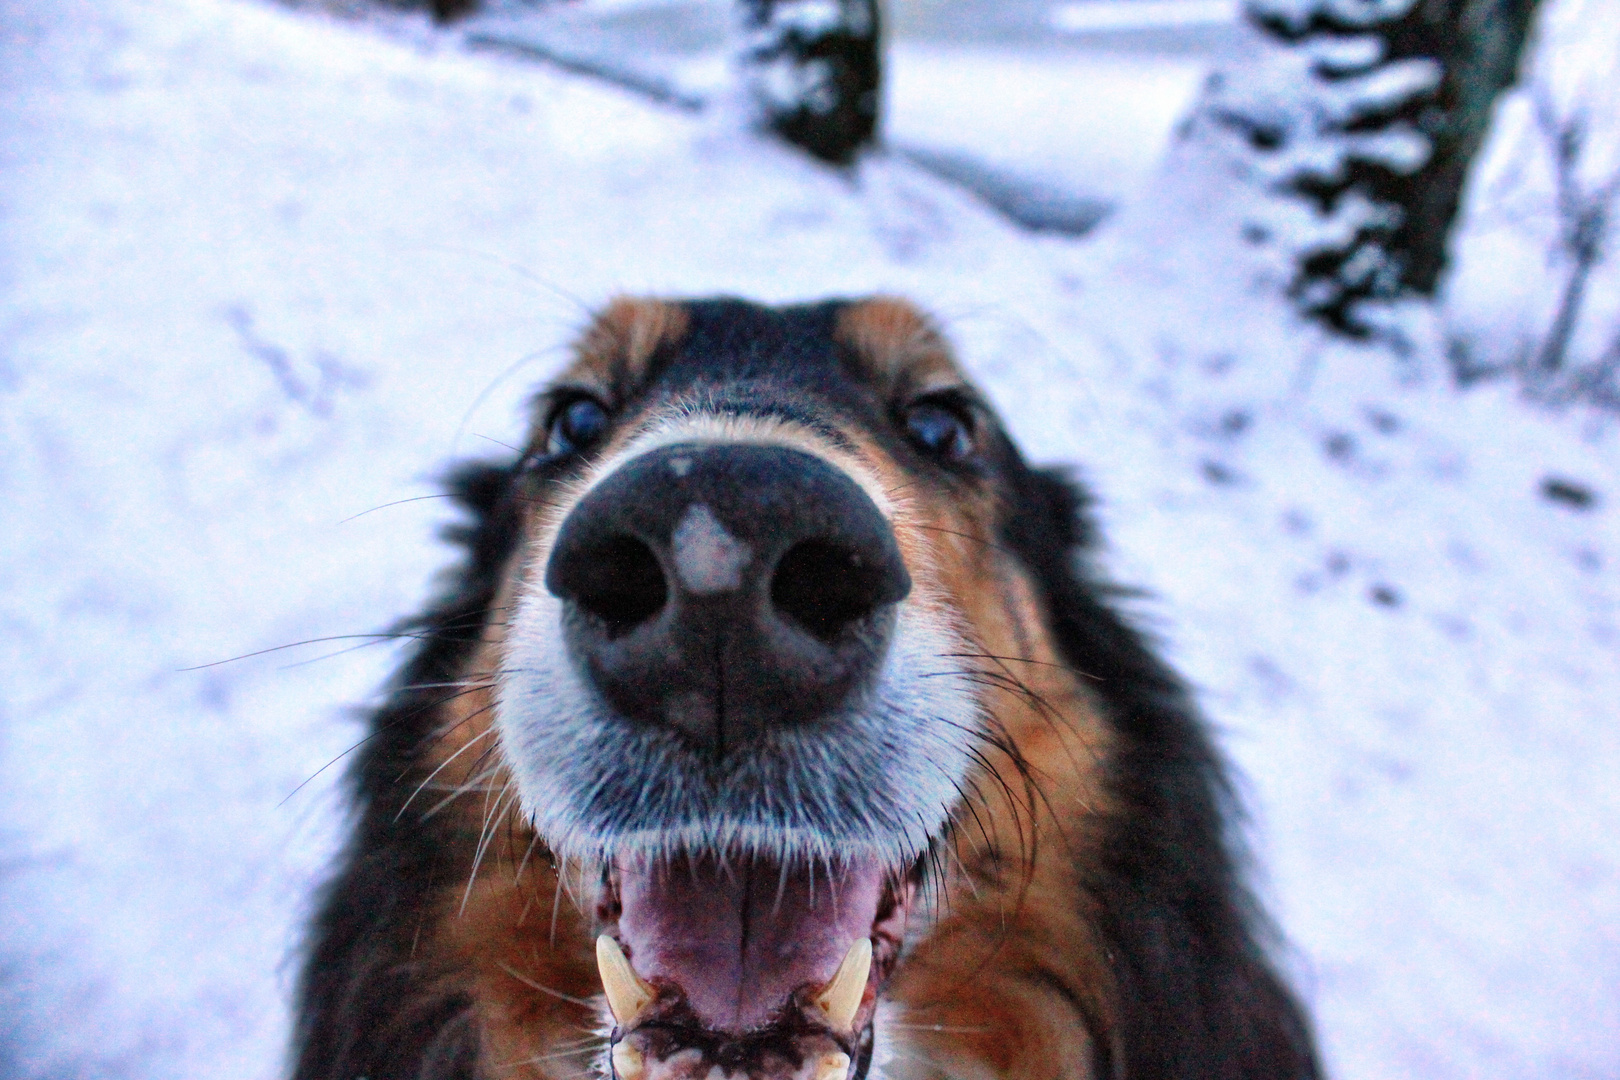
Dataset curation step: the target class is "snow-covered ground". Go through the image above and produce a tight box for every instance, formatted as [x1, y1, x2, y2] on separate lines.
[1, 0, 1615, 1077]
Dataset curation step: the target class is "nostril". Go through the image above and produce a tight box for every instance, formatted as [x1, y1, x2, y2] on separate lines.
[562, 535, 668, 638]
[770, 539, 900, 643]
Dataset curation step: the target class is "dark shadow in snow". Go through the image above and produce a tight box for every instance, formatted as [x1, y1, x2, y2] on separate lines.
[895, 145, 1113, 236]
[1369, 584, 1401, 608]
[1542, 476, 1598, 511]
[224, 306, 370, 417]
[464, 32, 707, 112]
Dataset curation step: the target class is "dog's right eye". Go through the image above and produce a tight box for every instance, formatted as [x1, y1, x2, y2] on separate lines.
[544, 396, 610, 458]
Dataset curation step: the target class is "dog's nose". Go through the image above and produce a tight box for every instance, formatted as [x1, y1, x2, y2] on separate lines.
[545, 443, 911, 750]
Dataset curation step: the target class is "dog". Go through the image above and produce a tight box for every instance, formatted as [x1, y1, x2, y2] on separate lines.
[292, 297, 1320, 1080]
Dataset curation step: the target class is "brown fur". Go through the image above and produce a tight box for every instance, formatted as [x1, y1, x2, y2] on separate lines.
[571, 297, 691, 397]
[834, 297, 961, 392]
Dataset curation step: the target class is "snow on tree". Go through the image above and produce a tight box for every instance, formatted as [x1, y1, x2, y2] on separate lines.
[736, 0, 881, 165]
[1195, 0, 1539, 336]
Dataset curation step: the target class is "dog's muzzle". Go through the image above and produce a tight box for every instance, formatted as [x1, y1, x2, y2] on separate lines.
[541, 443, 917, 1077]
[545, 442, 911, 752]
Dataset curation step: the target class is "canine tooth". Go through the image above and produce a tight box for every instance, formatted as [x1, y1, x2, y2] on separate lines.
[611, 1040, 645, 1080]
[813, 937, 872, 1033]
[814, 1051, 852, 1080]
[596, 934, 655, 1027]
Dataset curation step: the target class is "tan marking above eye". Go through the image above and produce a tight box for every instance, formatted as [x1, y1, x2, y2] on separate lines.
[570, 297, 690, 387]
[835, 297, 963, 393]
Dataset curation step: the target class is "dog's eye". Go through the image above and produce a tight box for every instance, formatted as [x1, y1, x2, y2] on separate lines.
[903, 398, 975, 462]
[544, 396, 610, 458]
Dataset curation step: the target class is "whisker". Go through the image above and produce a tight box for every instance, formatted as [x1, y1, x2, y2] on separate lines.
[396, 721, 497, 821]
[179, 632, 430, 671]
[472, 433, 525, 455]
[183, 608, 519, 673]
[276, 638, 409, 670]
[400, 690, 505, 781]
[278, 676, 498, 807]
[338, 492, 460, 525]
[943, 650, 1101, 681]
[393, 677, 499, 694]
[514, 829, 545, 886]
[492, 965, 602, 1016]
[463, 781, 519, 913]
[550, 864, 567, 948]
[909, 522, 1016, 557]
[450, 337, 570, 455]
[499, 1044, 601, 1069]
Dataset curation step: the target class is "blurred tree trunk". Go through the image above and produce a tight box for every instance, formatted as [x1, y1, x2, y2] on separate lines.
[1244, 0, 1543, 332]
[1385, 0, 1543, 293]
[432, 0, 477, 21]
[738, 0, 882, 165]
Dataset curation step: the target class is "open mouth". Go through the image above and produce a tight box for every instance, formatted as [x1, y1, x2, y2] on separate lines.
[594, 852, 916, 1080]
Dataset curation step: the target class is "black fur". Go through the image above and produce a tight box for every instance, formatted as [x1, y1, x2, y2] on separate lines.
[293, 463, 521, 1080]
[293, 301, 1319, 1079]
[998, 463, 1319, 1079]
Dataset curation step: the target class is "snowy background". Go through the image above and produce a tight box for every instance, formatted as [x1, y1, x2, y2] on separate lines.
[1, 0, 1616, 1077]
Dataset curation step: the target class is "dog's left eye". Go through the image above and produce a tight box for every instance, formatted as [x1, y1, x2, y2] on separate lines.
[545, 396, 610, 458]
[903, 397, 975, 462]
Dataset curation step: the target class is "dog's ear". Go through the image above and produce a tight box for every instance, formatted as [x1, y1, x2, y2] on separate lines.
[398, 458, 527, 666]
[1012, 463, 1096, 553]
[441, 460, 522, 580]
[999, 463, 1320, 1080]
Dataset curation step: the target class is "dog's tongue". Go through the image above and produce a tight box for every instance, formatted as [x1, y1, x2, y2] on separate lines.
[615, 854, 886, 1034]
